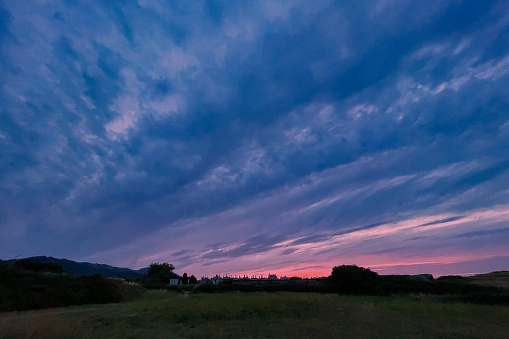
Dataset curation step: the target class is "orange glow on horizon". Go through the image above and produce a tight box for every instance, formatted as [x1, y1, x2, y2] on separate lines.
[202, 247, 509, 279]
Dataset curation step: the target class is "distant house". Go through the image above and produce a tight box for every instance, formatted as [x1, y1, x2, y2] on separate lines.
[211, 276, 223, 284]
[197, 276, 223, 285]
[169, 279, 179, 286]
[268, 274, 277, 280]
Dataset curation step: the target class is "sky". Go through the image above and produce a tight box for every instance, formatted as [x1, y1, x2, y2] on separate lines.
[1, 0, 509, 278]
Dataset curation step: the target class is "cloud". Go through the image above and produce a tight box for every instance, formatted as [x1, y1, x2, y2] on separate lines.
[417, 216, 465, 228]
[1, 1, 508, 277]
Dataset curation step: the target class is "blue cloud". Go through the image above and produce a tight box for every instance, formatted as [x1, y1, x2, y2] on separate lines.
[0, 4, 11, 42]
[1, 0, 509, 276]
[418, 217, 464, 228]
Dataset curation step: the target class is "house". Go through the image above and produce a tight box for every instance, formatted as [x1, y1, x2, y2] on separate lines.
[211, 276, 223, 284]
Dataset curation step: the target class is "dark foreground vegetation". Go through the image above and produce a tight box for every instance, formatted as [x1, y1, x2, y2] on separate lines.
[0, 259, 143, 312]
[194, 265, 509, 306]
[1, 258, 509, 337]
[2, 257, 509, 315]
[2, 291, 509, 338]
[139, 262, 197, 289]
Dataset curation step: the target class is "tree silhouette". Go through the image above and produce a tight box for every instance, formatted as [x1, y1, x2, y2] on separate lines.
[328, 265, 379, 293]
[147, 262, 175, 276]
[181, 272, 188, 284]
[141, 263, 178, 289]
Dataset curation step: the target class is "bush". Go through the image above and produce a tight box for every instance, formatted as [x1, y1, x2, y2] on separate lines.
[0, 264, 128, 311]
[141, 262, 179, 289]
[375, 275, 434, 295]
[147, 262, 175, 276]
[328, 265, 380, 294]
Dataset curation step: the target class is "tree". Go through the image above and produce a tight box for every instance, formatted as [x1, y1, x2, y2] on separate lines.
[181, 273, 188, 285]
[141, 263, 178, 289]
[189, 275, 198, 284]
[147, 262, 175, 276]
[328, 265, 379, 293]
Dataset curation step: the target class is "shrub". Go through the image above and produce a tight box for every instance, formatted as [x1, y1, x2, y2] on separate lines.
[328, 265, 380, 294]
[141, 262, 179, 289]
[0, 266, 128, 311]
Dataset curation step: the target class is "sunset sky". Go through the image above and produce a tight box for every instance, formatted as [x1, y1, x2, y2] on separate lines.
[1, 0, 509, 278]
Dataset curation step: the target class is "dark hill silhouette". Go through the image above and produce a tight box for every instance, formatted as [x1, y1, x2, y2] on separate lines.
[5, 256, 148, 279]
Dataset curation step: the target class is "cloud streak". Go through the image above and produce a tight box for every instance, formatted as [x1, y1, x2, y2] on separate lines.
[1, 0, 509, 277]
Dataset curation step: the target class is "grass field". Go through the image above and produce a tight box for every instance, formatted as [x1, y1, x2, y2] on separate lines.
[1, 290, 508, 338]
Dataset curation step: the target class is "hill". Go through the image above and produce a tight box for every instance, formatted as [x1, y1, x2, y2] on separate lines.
[467, 271, 509, 289]
[0, 259, 144, 312]
[3, 256, 148, 279]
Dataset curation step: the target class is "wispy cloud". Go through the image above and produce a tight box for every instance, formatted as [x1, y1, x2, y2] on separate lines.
[1, 0, 508, 277]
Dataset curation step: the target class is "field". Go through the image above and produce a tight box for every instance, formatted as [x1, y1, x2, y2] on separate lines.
[1, 291, 508, 338]
[468, 271, 509, 289]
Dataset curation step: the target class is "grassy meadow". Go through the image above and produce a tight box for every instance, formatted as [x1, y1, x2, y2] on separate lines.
[1, 290, 508, 338]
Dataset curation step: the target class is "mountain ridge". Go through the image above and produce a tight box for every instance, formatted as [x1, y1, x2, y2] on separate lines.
[4, 256, 149, 279]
